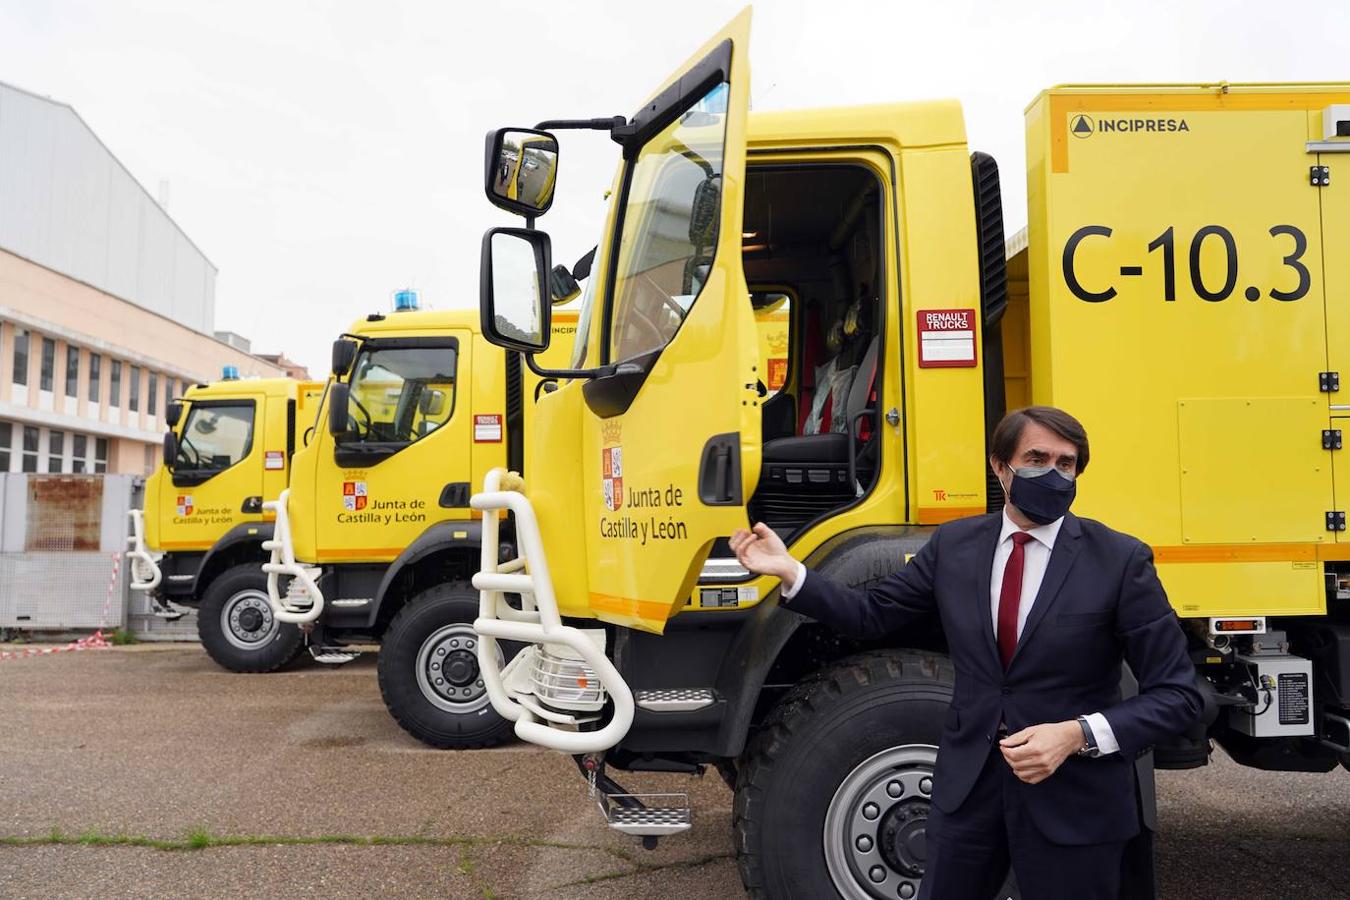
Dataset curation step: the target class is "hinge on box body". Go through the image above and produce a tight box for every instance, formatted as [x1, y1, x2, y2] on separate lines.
[1327, 511, 1346, 532]
[1324, 429, 1343, 451]
[1312, 165, 1331, 186]
[1321, 372, 1340, 393]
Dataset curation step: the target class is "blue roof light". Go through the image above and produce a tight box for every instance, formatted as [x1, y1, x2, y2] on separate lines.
[393, 289, 420, 312]
[222, 365, 240, 381]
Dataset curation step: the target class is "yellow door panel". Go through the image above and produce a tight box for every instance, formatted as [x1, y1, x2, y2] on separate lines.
[1178, 397, 1330, 543]
[580, 9, 758, 632]
[1158, 559, 1325, 619]
[311, 332, 470, 562]
[157, 394, 265, 549]
[1322, 146, 1350, 536]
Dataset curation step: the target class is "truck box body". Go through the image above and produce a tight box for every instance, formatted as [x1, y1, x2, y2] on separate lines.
[1014, 84, 1350, 619]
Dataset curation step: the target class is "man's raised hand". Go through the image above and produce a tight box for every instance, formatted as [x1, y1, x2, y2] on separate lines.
[729, 523, 797, 584]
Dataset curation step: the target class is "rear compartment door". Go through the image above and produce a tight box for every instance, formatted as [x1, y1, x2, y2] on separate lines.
[579, 9, 758, 633]
[1318, 140, 1350, 540]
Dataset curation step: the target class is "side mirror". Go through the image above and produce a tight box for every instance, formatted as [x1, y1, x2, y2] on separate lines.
[484, 128, 559, 217]
[480, 227, 552, 354]
[165, 401, 183, 428]
[549, 264, 580, 305]
[332, 339, 358, 377]
[162, 431, 177, 469]
[328, 382, 352, 439]
[420, 388, 447, 418]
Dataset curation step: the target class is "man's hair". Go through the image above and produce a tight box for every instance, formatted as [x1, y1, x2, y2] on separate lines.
[990, 406, 1090, 474]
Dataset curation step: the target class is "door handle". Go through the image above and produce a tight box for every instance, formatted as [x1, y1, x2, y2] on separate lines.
[241, 496, 263, 514]
[697, 432, 741, 506]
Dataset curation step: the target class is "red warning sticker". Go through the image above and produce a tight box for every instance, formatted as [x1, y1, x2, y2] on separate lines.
[916, 309, 977, 368]
[264, 450, 285, 470]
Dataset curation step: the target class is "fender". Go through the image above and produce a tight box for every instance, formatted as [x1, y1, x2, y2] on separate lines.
[712, 524, 936, 757]
[366, 520, 484, 627]
[191, 522, 275, 596]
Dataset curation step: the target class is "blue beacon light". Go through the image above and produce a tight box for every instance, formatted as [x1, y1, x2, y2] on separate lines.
[222, 365, 240, 381]
[394, 290, 420, 312]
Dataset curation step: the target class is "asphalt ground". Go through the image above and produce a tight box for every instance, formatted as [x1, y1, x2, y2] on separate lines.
[0, 644, 1346, 899]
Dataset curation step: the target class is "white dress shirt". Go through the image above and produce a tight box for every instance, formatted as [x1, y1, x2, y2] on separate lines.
[781, 508, 1119, 754]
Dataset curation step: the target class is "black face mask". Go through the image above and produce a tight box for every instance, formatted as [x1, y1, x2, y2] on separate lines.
[1000, 465, 1076, 526]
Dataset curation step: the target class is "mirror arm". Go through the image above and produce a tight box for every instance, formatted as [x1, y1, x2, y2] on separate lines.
[534, 116, 626, 133]
[521, 352, 611, 381]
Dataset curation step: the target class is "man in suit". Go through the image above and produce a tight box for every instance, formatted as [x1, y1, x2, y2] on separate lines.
[729, 406, 1202, 900]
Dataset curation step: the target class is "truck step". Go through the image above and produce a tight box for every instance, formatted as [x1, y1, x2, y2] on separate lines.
[603, 793, 692, 837]
[148, 598, 186, 621]
[309, 646, 360, 665]
[633, 688, 716, 712]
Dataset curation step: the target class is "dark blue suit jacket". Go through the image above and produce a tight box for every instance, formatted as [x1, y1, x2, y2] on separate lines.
[782, 511, 1202, 845]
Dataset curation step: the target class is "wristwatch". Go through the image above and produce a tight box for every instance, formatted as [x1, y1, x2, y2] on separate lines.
[1075, 716, 1101, 758]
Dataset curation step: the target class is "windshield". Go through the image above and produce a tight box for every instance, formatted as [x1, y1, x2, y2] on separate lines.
[344, 343, 457, 444]
[606, 81, 729, 363]
[176, 403, 254, 474]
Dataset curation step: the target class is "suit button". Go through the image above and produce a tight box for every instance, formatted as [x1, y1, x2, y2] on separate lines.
[1001, 687, 1012, 696]
[985, 733, 993, 743]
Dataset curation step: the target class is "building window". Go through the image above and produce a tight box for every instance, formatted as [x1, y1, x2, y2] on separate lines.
[40, 337, 55, 392]
[129, 365, 141, 412]
[72, 434, 87, 473]
[48, 430, 64, 473]
[164, 378, 174, 416]
[65, 345, 79, 398]
[148, 372, 158, 414]
[13, 328, 29, 386]
[88, 354, 101, 402]
[94, 437, 108, 474]
[110, 360, 122, 408]
[0, 422, 11, 472]
[22, 426, 38, 472]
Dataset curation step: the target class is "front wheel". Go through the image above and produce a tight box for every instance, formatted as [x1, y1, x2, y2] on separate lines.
[733, 650, 1018, 900]
[197, 564, 305, 673]
[377, 583, 517, 749]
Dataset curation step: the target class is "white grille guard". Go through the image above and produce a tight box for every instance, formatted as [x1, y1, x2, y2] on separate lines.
[126, 509, 163, 591]
[261, 488, 325, 624]
[471, 468, 635, 753]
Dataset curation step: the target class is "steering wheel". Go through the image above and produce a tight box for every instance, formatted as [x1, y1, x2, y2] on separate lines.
[178, 434, 203, 466]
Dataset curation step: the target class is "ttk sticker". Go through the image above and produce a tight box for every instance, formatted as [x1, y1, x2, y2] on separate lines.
[601, 420, 623, 512]
[176, 495, 194, 516]
[342, 480, 368, 511]
[264, 450, 285, 470]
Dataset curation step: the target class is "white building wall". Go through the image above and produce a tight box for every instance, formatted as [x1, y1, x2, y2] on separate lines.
[0, 81, 217, 334]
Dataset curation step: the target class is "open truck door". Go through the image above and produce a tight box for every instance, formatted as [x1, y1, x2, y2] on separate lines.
[472, 10, 756, 753]
[576, 11, 757, 633]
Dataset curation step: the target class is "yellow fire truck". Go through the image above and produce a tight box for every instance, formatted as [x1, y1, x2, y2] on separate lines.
[462, 9, 1350, 897]
[128, 375, 323, 671]
[260, 300, 581, 747]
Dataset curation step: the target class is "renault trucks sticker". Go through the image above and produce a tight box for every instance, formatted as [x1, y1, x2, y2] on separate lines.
[264, 450, 285, 470]
[474, 414, 503, 443]
[916, 309, 977, 368]
[342, 481, 368, 511]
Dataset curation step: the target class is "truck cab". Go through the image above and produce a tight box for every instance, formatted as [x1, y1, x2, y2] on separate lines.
[468, 9, 1350, 899]
[129, 375, 323, 671]
[262, 303, 578, 748]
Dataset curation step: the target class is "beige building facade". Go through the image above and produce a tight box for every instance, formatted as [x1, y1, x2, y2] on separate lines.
[0, 80, 287, 474]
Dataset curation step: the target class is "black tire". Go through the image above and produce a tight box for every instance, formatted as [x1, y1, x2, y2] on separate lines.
[197, 563, 305, 673]
[377, 582, 518, 749]
[734, 649, 1019, 900]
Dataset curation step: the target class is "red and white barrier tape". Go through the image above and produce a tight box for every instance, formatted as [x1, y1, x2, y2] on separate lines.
[0, 552, 121, 661]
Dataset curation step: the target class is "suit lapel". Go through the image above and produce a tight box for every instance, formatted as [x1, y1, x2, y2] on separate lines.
[974, 514, 1003, 667]
[1008, 512, 1083, 669]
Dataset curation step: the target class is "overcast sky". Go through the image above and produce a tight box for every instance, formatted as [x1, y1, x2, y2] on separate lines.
[1, 0, 1344, 377]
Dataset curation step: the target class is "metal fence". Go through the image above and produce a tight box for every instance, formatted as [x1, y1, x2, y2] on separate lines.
[0, 473, 135, 632]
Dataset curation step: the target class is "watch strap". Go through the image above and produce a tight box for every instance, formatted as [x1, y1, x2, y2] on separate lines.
[1076, 716, 1100, 757]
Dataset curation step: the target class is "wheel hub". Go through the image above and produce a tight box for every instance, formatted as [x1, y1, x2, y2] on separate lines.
[414, 623, 502, 714]
[823, 744, 937, 900]
[222, 590, 279, 651]
[877, 799, 928, 877]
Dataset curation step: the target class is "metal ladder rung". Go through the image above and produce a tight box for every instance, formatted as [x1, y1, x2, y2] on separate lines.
[309, 647, 360, 665]
[634, 688, 716, 712]
[603, 793, 692, 836]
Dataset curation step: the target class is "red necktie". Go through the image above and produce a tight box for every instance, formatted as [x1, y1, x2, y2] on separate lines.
[997, 532, 1034, 670]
